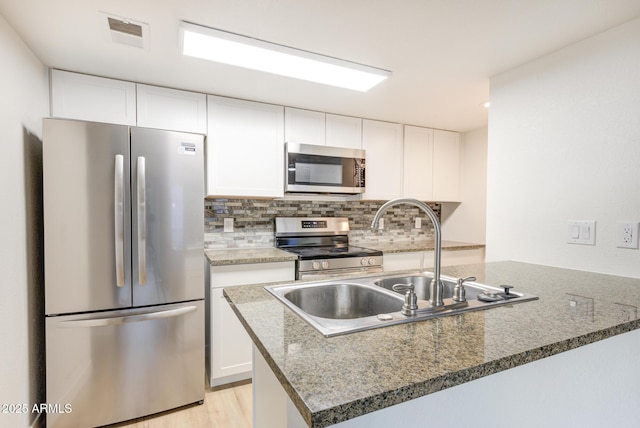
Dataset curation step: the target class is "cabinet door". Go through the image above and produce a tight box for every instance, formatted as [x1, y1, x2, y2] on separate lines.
[136, 84, 207, 133]
[209, 261, 294, 387]
[403, 125, 434, 200]
[211, 287, 253, 385]
[433, 129, 461, 202]
[50, 69, 136, 125]
[362, 119, 403, 200]
[284, 107, 325, 146]
[442, 248, 485, 266]
[326, 114, 362, 149]
[207, 95, 284, 197]
[383, 252, 424, 272]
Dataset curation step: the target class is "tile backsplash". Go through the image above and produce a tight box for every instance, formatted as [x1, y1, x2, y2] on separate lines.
[204, 198, 440, 250]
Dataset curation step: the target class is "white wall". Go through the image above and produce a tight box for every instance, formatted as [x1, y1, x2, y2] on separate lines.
[487, 17, 640, 277]
[441, 126, 487, 244]
[0, 13, 48, 428]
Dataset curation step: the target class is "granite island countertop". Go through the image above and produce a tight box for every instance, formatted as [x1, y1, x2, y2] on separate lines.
[223, 261, 640, 427]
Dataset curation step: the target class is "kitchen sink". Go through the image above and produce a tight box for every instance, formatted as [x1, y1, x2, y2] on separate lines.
[283, 282, 403, 319]
[265, 272, 538, 337]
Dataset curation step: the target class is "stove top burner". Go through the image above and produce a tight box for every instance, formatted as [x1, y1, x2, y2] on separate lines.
[282, 245, 382, 260]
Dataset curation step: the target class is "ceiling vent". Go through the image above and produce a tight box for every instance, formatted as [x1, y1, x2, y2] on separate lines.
[101, 12, 149, 50]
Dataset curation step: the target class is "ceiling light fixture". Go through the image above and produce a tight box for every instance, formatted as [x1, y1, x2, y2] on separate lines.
[178, 21, 391, 92]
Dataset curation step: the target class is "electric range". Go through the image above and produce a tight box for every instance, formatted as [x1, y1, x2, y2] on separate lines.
[275, 217, 383, 280]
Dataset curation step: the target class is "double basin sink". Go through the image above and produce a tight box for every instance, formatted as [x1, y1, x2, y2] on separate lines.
[265, 272, 538, 337]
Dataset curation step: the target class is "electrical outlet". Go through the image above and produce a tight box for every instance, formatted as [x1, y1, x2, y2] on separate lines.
[223, 217, 234, 233]
[415, 217, 422, 229]
[616, 222, 639, 249]
[377, 218, 384, 230]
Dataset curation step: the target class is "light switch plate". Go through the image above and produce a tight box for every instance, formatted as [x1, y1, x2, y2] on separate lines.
[567, 220, 596, 245]
[223, 217, 234, 233]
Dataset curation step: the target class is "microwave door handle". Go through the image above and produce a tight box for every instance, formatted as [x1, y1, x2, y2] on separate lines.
[137, 156, 147, 285]
[114, 154, 125, 287]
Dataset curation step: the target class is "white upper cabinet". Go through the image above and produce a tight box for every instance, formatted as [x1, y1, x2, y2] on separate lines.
[403, 125, 434, 200]
[433, 129, 461, 202]
[136, 84, 207, 134]
[285, 108, 362, 149]
[207, 95, 285, 197]
[326, 114, 362, 149]
[362, 119, 403, 200]
[50, 69, 136, 125]
[284, 107, 325, 146]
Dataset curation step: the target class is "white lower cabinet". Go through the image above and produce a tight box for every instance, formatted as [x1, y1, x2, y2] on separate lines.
[209, 261, 294, 387]
[383, 248, 484, 273]
[383, 252, 424, 271]
[442, 248, 485, 266]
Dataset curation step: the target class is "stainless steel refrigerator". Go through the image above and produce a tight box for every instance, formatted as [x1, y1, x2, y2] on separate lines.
[43, 118, 205, 428]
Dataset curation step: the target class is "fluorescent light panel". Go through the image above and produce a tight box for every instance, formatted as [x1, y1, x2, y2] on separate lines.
[179, 22, 390, 92]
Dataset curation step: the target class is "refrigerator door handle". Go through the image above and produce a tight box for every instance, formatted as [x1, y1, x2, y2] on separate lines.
[114, 154, 125, 287]
[57, 305, 197, 328]
[137, 156, 147, 285]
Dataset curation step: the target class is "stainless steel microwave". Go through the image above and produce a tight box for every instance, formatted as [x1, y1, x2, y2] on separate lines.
[285, 143, 366, 194]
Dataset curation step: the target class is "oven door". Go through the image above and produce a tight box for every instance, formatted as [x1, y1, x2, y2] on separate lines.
[298, 266, 382, 281]
[285, 143, 365, 194]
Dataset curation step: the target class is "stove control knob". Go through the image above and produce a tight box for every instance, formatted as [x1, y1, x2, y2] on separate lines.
[321, 261, 329, 269]
[368, 258, 377, 266]
[360, 258, 367, 266]
[312, 261, 321, 270]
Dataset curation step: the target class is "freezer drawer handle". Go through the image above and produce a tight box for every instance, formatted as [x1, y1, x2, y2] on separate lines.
[114, 154, 125, 287]
[137, 156, 147, 285]
[57, 305, 198, 328]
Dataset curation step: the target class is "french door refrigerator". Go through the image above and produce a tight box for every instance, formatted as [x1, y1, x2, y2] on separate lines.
[43, 118, 205, 428]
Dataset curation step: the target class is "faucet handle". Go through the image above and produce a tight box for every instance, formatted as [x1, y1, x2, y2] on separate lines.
[453, 276, 476, 302]
[392, 283, 415, 293]
[392, 283, 418, 316]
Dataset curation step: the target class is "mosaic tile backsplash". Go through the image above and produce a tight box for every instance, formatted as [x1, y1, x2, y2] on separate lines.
[204, 198, 440, 250]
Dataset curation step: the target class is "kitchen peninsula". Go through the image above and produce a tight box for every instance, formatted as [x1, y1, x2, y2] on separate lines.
[224, 261, 640, 428]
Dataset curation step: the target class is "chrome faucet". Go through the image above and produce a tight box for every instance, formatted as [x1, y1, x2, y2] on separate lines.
[371, 198, 445, 307]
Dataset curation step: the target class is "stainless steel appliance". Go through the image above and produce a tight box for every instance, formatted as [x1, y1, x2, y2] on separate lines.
[285, 143, 365, 194]
[275, 217, 382, 280]
[43, 118, 205, 428]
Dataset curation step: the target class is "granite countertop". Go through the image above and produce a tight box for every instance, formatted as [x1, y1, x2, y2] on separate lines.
[205, 240, 485, 266]
[205, 247, 299, 266]
[367, 239, 484, 253]
[223, 261, 640, 427]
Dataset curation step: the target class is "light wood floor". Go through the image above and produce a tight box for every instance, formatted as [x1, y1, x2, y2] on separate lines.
[110, 380, 252, 428]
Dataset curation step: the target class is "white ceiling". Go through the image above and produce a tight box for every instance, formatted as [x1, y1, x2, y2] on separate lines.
[2, 0, 640, 132]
